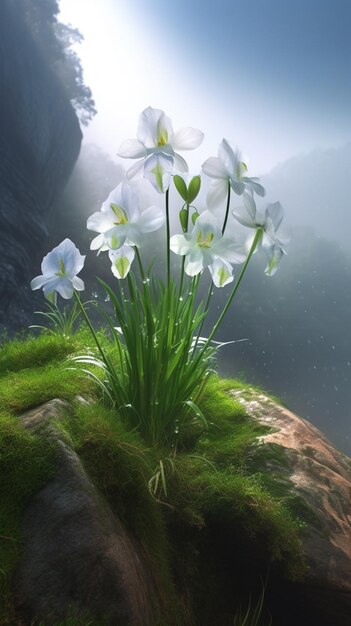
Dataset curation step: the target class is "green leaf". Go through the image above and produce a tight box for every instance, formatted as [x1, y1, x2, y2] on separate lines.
[187, 175, 201, 204]
[183, 400, 208, 427]
[191, 210, 200, 225]
[179, 207, 188, 232]
[173, 175, 188, 202]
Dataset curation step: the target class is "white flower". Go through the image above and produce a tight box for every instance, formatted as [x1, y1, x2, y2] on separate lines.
[108, 244, 135, 279]
[202, 139, 265, 208]
[30, 238, 85, 304]
[232, 191, 286, 275]
[170, 211, 246, 287]
[117, 106, 204, 193]
[87, 182, 164, 252]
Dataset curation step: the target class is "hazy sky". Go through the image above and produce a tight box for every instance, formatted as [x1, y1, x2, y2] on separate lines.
[59, 0, 351, 174]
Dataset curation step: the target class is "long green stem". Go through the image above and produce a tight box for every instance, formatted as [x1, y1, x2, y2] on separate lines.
[201, 228, 263, 352]
[135, 247, 145, 281]
[165, 188, 171, 287]
[221, 180, 231, 236]
[193, 181, 232, 353]
[73, 292, 109, 368]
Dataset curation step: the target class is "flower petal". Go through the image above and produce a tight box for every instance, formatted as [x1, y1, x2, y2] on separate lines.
[173, 127, 204, 150]
[72, 276, 85, 291]
[206, 179, 229, 209]
[218, 139, 238, 174]
[202, 156, 228, 180]
[213, 238, 247, 264]
[109, 245, 135, 279]
[41, 239, 85, 278]
[117, 138, 147, 159]
[53, 277, 74, 300]
[144, 152, 174, 193]
[126, 159, 145, 179]
[184, 248, 204, 276]
[137, 106, 174, 148]
[87, 210, 115, 233]
[209, 258, 234, 288]
[173, 152, 189, 173]
[242, 177, 265, 197]
[30, 275, 49, 291]
[138, 205, 165, 233]
[264, 242, 285, 276]
[265, 201, 284, 232]
[170, 234, 192, 256]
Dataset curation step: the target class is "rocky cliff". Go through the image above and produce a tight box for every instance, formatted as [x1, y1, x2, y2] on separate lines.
[0, 0, 82, 331]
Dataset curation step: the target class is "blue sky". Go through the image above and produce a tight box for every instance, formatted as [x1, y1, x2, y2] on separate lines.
[59, 0, 351, 173]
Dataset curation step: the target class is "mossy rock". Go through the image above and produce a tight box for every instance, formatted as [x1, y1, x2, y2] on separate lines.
[1, 332, 350, 625]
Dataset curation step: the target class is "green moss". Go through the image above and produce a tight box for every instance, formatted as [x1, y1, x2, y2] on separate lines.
[0, 412, 58, 621]
[0, 335, 307, 625]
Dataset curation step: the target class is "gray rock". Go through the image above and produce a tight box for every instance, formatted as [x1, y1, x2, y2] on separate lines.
[14, 400, 154, 626]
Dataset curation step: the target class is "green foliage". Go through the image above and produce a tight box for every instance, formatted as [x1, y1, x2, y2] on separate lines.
[30, 300, 83, 338]
[0, 412, 57, 621]
[0, 334, 307, 624]
[233, 587, 272, 626]
[74, 276, 215, 448]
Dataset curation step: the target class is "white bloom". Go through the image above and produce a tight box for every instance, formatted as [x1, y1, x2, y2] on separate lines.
[233, 192, 286, 275]
[30, 238, 85, 304]
[170, 211, 246, 288]
[202, 139, 265, 208]
[117, 106, 204, 193]
[109, 244, 135, 279]
[87, 182, 164, 252]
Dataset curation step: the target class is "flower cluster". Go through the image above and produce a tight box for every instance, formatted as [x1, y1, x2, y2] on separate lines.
[31, 106, 286, 303]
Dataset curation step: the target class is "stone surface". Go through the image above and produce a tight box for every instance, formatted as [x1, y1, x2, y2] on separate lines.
[231, 388, 351, 625]
[0, 1, 82, 332]
[14, 400, 155, 626]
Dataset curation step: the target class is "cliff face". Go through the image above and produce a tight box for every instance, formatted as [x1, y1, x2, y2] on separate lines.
[0, 1, 82, 327]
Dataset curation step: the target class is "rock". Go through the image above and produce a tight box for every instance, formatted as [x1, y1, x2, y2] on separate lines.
[13, 400, 155, 626]
[231, 388, 351, 626]
[0, 1, 82, 332]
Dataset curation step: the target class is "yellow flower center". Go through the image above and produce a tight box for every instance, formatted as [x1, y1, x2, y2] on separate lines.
[110, 203, 128, 225]
[55, 258, 66, 277]
[157, 125, 168, 147]
[197, 230, 214, 248]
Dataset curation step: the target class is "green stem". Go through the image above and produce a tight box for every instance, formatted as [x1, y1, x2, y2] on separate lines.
[135, 247, 145, 281]
[192, 182, 231, 353]
[73, 292, 108, 367]
[202, 228, 263, 351]
[165, 188, 171, 287]
[221, 180, 231, 235]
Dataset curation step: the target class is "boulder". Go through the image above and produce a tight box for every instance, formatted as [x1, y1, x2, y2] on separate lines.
[13, 400, 155, 626]
[231, 389, 351, 626]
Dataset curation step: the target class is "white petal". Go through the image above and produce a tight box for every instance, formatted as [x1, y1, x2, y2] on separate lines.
[173, 127, 204, 150]
[209, 258, 234, 288]
[126, 159, 145, 179]
[232, 205, 256, 229]
[138, 205, 165, 233]
[41, 239, 84, 277]
[229, 178, 246, 195]
[144, 152, 173, 193]
[117, 138, 147, 158]
[87, 210, 114, 233]
[242, 191, 257, 221]
[218, 139, 238, 174]
[72, 276, 85, 291]
[265, 201, 284, 232]
[264, 243, 285, 276]
[90, 233, 106, 251]
[207, 180, 229, 209]
[242, 177, 265, 197]
[173, 152, 189, 173]
[170, 234, 192, 256]
[184, 249, 204, 276]
[109, 245, 135, 279]
[202, 156, 228, 180]
[55, 278, 74, 299]
[137, 106, 174, 148]
[213, 238, 247, 264]
[30, 275, 48, 291]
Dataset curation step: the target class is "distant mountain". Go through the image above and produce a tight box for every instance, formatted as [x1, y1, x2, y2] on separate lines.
[261, 142, 351, 247]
